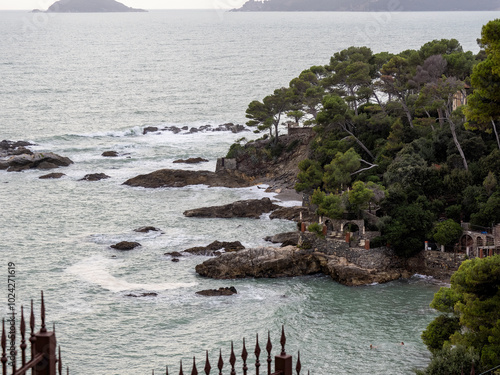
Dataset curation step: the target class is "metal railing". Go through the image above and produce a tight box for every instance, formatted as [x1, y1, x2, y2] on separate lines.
[1, 292, 67, 375]
[153, 327, 308, 375]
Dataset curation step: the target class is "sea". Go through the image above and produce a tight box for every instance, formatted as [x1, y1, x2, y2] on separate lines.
[1, 9, 499, 375]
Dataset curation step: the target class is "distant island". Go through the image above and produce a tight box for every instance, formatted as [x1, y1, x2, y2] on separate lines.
[39, 0, 146, 13]
[232, 0, 500, 11]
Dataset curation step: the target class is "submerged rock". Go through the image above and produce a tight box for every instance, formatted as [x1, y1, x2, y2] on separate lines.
[143, 126, 159, 135]
[123, 169, 253, 189]
[39, 172, 65, 179]
[125, 292, 158, 297]
[111, 241, 141, 250]
[173, 157, 209, 164]
[134, 226, 162, 233]
[196, 287, 237, 296]
[80, 173, 110, 181]
[184, 198, 278, 219]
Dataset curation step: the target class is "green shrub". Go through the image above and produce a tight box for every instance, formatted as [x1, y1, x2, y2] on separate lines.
[307, 222, 324, 238]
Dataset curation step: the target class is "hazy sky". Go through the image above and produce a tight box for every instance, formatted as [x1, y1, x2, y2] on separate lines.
[0, 0, 249, 10]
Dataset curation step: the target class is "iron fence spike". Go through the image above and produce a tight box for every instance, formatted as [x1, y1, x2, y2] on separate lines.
[180, 359, 184, 375]
[41, 291, 47, 333]
[296, 351, 301, 375]
[218, 349, 224, 374]
[204, 350, 211, 375]
[191, 356, 198, 375]
[280, 326, 286, 356]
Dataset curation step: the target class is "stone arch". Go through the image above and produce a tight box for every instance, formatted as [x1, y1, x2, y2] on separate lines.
[477, 237, 484, 247]
[486, 236, 495, 247]
[459, 234, 474, 255]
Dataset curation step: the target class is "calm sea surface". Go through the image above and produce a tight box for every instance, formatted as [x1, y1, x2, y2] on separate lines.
[1, 10, 499, 375]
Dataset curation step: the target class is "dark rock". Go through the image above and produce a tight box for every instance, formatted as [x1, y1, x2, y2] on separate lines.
[181, 126, 188, 130]
[1, 152, 73, 172]
[111, 241, 141, 250]
[39, 173, 65, 179]
[173, 157, 209, 164]
[165, 251, 183, 257]
[123, 169, 253, 189]
[196, 287, 237, 296]
[102, 151, 119, 157]
[171, 258, 180, 262]
[184, 198, 278, 219]
[134, 226, 161, 233]
[80, 173, 110, 181]
[270, 207, 315, 222]
[189, 128, 199, 133]
[184, 241, 245, 256]
[125, 292, 158, 297]
[143, 126, 159, 135]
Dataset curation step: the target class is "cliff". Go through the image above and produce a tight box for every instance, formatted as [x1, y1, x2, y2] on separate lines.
[233, 0, 500, 11]
[46, 0, 146, 12]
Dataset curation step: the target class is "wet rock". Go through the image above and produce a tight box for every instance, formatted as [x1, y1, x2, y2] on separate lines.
[39, 172, 65, 179]
[165, 251, 183, 257]
[1, 151, 73, 172]
[111, 241, 141, 250]
[102, 151, 119, 157]
[143, 126, 159, 135]
[134, 226, 161, 233]
[123, 169, 253, 189]
[125, 292, 158, 297]
[184, 198, 278, 219]
[184, 241, 245, 256]
[171, 258, 180, 262]
[80, 173, 110, 181]
[196, 287, 237, 296]
[173, 157, 209, 164]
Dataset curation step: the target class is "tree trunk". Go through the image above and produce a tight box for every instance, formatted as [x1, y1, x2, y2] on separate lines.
[492, 117, 500, 150]
[400, 100, 414, 128]
[448, 116, 468, 170]
[437, 108, 445, 128]
[342, 123, 375, 161]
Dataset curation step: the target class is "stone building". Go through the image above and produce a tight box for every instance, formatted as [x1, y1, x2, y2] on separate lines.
[458, 223, 500, 258]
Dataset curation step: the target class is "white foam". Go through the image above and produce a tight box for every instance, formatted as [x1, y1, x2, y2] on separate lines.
[66, 255, 196, 292]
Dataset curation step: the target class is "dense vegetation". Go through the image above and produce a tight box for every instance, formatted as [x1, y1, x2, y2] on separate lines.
[239, 19, 500, 258]
[417, 255, 500, 374]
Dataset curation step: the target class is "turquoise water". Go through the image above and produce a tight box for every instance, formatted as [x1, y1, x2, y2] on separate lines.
[1, 9, 498, 374]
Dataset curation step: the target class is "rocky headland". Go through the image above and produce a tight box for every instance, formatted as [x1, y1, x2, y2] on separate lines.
[184, 197, 279, 219]
[45, 0, 146, 12]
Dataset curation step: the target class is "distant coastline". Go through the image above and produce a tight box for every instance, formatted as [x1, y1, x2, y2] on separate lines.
[232, 0, 500, 12]
[35, 0, 146, 13]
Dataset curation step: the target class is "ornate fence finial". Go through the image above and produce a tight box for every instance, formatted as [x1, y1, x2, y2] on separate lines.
[29, 300, 36, 361]
[280, 326, 286, 356]
[296, 351, 301, 375]
[166, 365, 169, 375]
[218, 349, 223, 375]
[204, 350, 211, 375]
[230, 342, 236, 375]
[266, 331, 272, 375]
[179, 360, 184, 375]
[20, 305, 27, 366]
[40, 291, 47, 333]
[254, 333, 261, 375]
[191, 356, 198, 375]
[242, 338, 248, 375]
[1, 319, 7, 375]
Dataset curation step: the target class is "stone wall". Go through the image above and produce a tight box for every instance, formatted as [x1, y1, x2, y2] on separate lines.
[407, 250, 466, 280]
[287, 126, 314, 138]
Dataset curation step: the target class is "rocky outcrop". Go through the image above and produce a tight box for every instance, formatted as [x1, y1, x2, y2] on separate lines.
[47, 0, 146, 12]
[195, 238, 412, 286]
[0, 149, 73, 172]
[264, 232, 300, 245]
[159, 123, 248, 135]
[111, 241, 141, 250]
[143, 126, 159, 134]
[196, 287, 237, 296]
[184, 241, 245, 256]
[184, 198, 278, 219]
[125, 292, 158, 297]
[123, 169, 254, 189]
[39, 172, 65, 179]
[173, 157, 209, 164]
[165, 251, 183, 257]
[80, 173, 110, 181]
[269, 206, 315, 222]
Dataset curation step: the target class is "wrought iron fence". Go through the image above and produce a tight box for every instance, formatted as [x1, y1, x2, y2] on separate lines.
[1, 292, 66, 375]
[153, 326, 308, 375]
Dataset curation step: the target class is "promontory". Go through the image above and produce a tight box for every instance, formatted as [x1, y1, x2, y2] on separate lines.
[44, 0, 146, 12]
